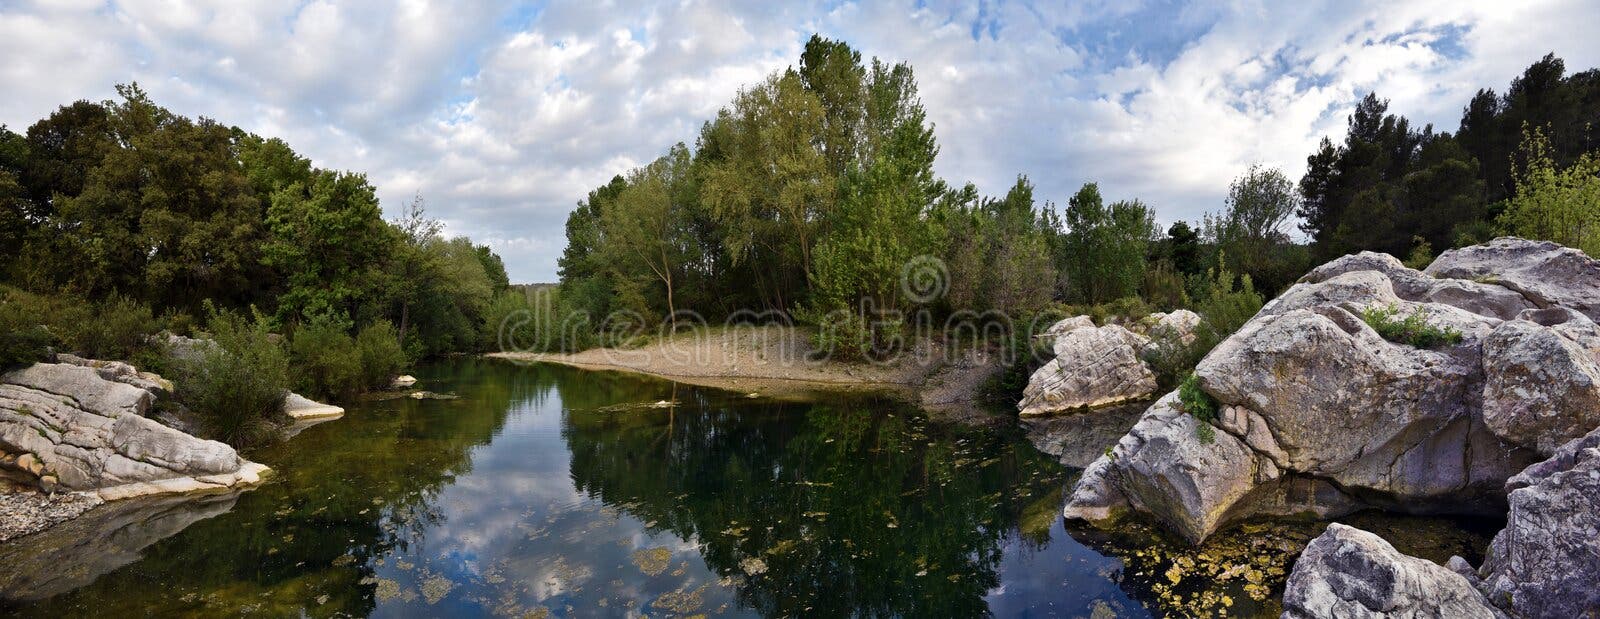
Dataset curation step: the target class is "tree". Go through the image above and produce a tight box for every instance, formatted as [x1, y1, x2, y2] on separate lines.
[799, 34, 867, 177]
[1498, 125, 1600, 256]
[1207, 165, 1298, 291]
[699, 70, 833, 308]
[601, 145, 697, 326]
[0, 127, 30, 275]
[262, 169, 392, 324]
[1060, 183, 1155, 304]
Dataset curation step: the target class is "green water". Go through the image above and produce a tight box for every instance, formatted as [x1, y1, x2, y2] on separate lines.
[0, 359, 1498, 617]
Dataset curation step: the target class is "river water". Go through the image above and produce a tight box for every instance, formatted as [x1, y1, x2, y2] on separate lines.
[0, 359, 1499, 617]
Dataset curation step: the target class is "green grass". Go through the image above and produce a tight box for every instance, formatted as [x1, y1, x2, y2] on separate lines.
[1358, 304, 1464, 349]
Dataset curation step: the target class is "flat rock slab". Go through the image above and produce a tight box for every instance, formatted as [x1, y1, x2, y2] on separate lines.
[283, 392, 344, 420]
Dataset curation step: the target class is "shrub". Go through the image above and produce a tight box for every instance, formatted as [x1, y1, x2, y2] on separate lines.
[176, 305, 288, 446]
[1178, 373, 1218, 443]
[0, 291, 54, 369]
[1191, 258, 1264, 341]
[1141, 261, 1190, 312]
[288, 313, 362, 401]
[1142, 328, 1217, 391]
[1359, 304, 1464, 348]
[355, 321, 408, 390]
[72, 294, 159, 361]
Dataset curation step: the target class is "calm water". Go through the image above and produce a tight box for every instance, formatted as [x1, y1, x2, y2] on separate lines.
[0, 359, 1497, 617]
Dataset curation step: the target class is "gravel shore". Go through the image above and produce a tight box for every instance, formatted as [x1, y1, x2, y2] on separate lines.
[0, 491, 103, 542]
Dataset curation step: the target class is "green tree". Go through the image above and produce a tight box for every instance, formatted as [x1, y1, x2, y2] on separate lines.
[700, 70, 833, 308]
[1498, 125, 1600, 255]
[1207, 165, 1300, 292]
[263, 168, 392, 324]
[1061, 183, 1155, 304]
[600, 145, 698, 326]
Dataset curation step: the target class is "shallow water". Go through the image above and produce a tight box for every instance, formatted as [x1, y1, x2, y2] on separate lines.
[0, 359, 1498, 617]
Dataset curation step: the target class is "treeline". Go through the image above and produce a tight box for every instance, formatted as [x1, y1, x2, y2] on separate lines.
[542, 41, 1600, 364]
[540, 35, 1273, 359]
[0, 85, 517, 441]
[0, 84, 513, 357]
[1298, 53, 1600, 262]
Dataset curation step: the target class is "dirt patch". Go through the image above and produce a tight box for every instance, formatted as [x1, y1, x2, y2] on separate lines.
[488, 326, 1008, 409]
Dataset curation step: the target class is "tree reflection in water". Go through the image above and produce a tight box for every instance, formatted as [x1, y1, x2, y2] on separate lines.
[1, 359, 1154, 617]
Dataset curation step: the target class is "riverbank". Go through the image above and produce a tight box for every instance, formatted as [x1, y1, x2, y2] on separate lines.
[486, 325, 1007, 414]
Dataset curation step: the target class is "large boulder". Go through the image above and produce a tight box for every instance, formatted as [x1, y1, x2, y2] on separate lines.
[1018, 310, 1200, 418]
[0, 363, 268, 500]
[1282, 523, 1500, 619]
[1063, 238, 1600, 544]
[1018, 324, 1157, 416]
[1425, 236, 1600, 322]
[1480, 307, 1600, 455]
[1471, 426, 1600, 617]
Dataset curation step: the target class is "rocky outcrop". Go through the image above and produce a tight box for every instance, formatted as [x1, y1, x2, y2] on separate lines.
[54, 353, 174, 397]
[1469, 426, 1600, 617]
[1425, 236, 1600, 321]
[1282, 523, 1501, 619]
[1480, 307, 1600, 455]
[1019, 324, 1157, 416]
[1063, 238, 1598, 544]
[0, 362, 268, 501]
[1018, 310, 1200, 417]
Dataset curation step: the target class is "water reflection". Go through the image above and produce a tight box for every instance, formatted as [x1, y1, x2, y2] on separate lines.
[2, 359, 1162, 617]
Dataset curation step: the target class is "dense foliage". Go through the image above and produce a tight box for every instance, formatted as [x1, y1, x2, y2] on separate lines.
[0, 85, 511, 364]
[174, 306, 290, 446]
[0, 85, 520, 441]
[1297, 54, 1600, 262]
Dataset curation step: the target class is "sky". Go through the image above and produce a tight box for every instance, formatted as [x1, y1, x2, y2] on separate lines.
[2, 1, 1597, 283]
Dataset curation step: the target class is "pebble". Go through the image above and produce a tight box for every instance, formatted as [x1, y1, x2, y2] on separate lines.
[0, 489, 103, 542]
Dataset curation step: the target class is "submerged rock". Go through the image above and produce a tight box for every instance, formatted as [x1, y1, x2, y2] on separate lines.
[1063, 238, 1600, 544]
[1282, 523, 1500, 619]
[1471, 426, 1600, 617]
[0, 362, 268, 501]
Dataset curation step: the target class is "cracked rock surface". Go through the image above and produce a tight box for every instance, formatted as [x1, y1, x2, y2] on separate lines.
[1063, 238, 1598, 544]
[0, 362, 268, 501]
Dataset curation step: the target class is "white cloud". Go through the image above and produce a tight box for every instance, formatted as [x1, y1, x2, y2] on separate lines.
[2, 0, 1597, 281]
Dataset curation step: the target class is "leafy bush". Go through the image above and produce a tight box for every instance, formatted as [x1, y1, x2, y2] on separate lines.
[72, 294, 160, 360]
[1178, 373, 1218, 443]
[1142, 329, 1217, 391]
[288, 313, 362, 401]
[1359, 304, 1464, 348]
[0, 290, 54, 369]
[1141, 261, 1190, 311]
[797, 306, 903, 363]
[1191, 258, 1263, 340]
[355, 321, 408, 390]
[176, 306, 288, 446]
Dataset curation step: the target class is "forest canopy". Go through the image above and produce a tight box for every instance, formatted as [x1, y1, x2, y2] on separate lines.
[549, 39, 1600, 359]
[0, 84, 514, 360]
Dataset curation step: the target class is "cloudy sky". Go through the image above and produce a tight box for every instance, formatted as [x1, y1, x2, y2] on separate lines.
[2, 1, 1596, 282]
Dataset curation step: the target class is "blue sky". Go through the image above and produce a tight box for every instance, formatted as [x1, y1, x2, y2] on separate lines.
[2, 0, 1597, 282]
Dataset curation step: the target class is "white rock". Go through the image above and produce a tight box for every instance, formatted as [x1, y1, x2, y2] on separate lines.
[1282, 523, 1500, 619]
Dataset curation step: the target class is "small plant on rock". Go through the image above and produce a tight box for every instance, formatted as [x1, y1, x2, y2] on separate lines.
[1178, 373, 1218, 444]
[1359, 304, 1464, 349]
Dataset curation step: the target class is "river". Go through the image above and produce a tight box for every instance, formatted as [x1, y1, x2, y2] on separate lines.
[0, 359, 1500, 617]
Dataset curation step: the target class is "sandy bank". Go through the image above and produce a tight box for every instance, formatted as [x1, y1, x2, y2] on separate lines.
[486, 325, 1007, 412]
